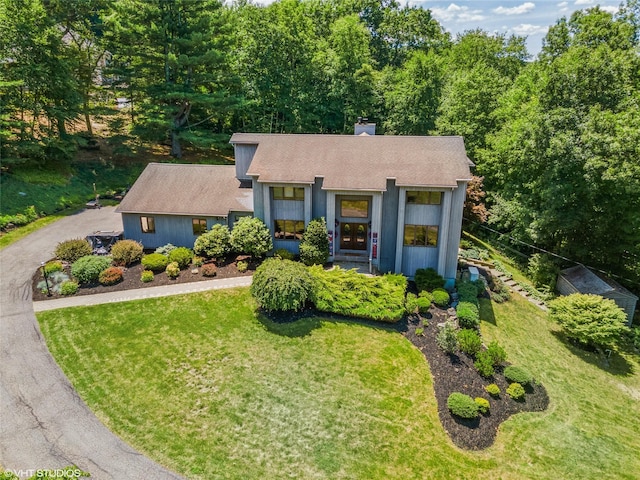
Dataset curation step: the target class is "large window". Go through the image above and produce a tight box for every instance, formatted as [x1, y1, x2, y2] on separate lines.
[403, 225, 438, 247]
[140, 216, 155, 233]
[274, 219, 305, 240]
[192, 218, 207, 235]
[340, 199, 369, 218]
[272, 186, 304, 200]
[406, 191, 442, 205]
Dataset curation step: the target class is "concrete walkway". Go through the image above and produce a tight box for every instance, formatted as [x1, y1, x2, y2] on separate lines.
[0, 207, 185, 479]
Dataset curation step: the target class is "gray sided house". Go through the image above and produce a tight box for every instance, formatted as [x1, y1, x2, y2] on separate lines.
[118, 126, 472, 285]
[557, 265, 638, 326]
[115, 164, 253, 249]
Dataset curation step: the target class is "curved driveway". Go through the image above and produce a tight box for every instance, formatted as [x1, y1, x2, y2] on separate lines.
[0, 207, 183, 479]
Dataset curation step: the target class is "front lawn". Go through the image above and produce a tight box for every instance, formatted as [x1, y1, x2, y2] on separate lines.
[37, 288, 640, 479]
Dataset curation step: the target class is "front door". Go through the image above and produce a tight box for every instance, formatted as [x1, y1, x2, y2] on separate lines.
[340, 222, 367, 250]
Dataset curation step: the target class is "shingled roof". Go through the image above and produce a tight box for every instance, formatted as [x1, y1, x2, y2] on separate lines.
[231, 133, 473, 190]
[116, 163, 253, 217]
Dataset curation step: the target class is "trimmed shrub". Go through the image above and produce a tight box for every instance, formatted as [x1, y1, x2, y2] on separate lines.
[111, 240, 144, 266]
[237, 260, 249, 272]
[155, 243, 176, 256]
[230, 217, 272, 257]
[274, 248, 295, 261]
[169, 247, 193, 269]
[416, 296, 432, 313]
[141, 270, 154, 282]
[299, 217, 329, 266]
[71, 255, 112, 284]
[419, 290, 433, 302]
[457, 329, 482, 356]
[415, 267, 444, 292]
[506, 382, 526, 401]
[44, 260, 63, 274]
[405, 293, 418, 314]
[194, 225, 231, 259]
[485, 383, 500, 396]
[201, 263, 218, 277]
[431, 288, 450, 307]
[447, 392, 479, 419]
[55, 239, 92, 263]
[474, 351, 495, 377]
[504, 366, 533, 386]
[166, 262, 180, 278]
[309, 266, 407, 322]
[456, 281, 479, 304]
[475, 397, 490, 414]
[456, 301, 480, 328]
[99, 266, 124, 286]
[436, 320, 459, 354]
[251, 258, 313, 312]
[486, 341, 507, 366]
[192, 256, 205, 267]
[60, 280, 79, 296]
[141, 253, 170, 272]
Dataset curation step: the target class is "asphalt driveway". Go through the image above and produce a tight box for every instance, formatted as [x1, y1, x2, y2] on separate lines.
[0, 207, 183, 479]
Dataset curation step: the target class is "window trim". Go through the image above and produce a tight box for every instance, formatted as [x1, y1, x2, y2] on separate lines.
[406, 191, 442, 205]
[272, 186, 304, 201]
[192, 218, 207, 235]
[140, 216, 155, 234]
[403, 224, 438, 247]
[274, 219, 305, 240]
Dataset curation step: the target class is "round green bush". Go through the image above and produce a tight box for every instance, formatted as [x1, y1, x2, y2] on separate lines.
[230, 217, 272, 257]
[414, 267, 444, 292]
[415, 296, 431, 313]
[431, 288, 450, 307]
[71, 255, 112, 284]
[55, 238, 92, 263]
[486, 341, 507, 366]
[274, 248, 295, 261]
[456, 301, 480, 328]
[44, 260, 63, 274]
[237, 260, 249, 272]
[405, 292, 418, 314]
[194, 225, 231, 259]
[436, 320, 459, 354]
[60, 280, 79, 296]
[110, 240, 144, 266]
[250, 258, 313, 312]
[201, 263, 218, 277]
[98, 266, 124, 285]
[485, 383, 500, 396]
[166, 261, 180, 278]
[474, 350, 495, 377]
[506, 382, 526, 401]
[141, 270, 154, 283]
[447, 392, 479, 419]
[141, 253, 170, 272]
[299, 218, 329, 266]
[168, 247, 193, 269]
[504, 365, 533, 385]
[457, 281, 480, 303]
[457, 328, 482, 356]
[474, 397, 490, 414]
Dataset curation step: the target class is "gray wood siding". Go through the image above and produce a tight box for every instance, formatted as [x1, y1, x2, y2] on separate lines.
[312, 178, 327, 219]
[400, 197, 442, 277]
[603, 292, 637, 326]
[443, 182, 467, 283]
[274, 239, 301, 254]
[272, 199, 305, 221]
[234, 144, 258, 181]
[122, 213, 225, 249]
[252, 180, 265, 219]
[379, 180, 399, 273]
[401, 244, 440, 276]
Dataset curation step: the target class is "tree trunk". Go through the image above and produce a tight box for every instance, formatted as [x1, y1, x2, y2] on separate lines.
[171, 130, 182, 158]
[171, 101, 191, 158]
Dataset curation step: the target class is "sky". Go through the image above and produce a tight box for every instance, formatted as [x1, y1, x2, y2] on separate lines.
[248, 0, 624, 56]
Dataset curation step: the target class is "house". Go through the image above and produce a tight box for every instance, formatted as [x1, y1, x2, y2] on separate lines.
[115, 163, 253, 249]
[118, 122, 473, 285]
[557, 265, 638, 326]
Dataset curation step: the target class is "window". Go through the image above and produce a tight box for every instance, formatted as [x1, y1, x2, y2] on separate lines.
[140, 216, 155, 233]
[192, 218, 207, 235]
[341, 199, 369, 218]
[403, 225, 438, 247]
[406, 191, 442, 205]
[272, 186, 304, 200]
[274, 219, 305, 240]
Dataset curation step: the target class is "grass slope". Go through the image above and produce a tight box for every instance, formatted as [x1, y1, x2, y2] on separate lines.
[37, 288, 640, 479]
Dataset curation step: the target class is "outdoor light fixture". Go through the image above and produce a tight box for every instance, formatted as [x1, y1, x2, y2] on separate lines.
[41, 262, 51, 297]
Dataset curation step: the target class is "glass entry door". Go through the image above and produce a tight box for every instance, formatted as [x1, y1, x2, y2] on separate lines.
[340, 222, 367, 250]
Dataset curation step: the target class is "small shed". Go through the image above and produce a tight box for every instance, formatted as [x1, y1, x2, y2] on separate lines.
[557, 265, 638, 326]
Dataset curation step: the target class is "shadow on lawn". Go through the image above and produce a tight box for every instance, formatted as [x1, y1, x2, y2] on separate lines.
[257, 307, 408, 338]
[551, 330, 635, 376]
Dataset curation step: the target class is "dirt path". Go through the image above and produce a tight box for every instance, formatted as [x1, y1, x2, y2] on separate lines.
[0, 207, 184, 479]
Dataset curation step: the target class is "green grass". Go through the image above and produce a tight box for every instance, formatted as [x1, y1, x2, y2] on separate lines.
[0, 210, 72, 250]
[36, 288, 640, 479]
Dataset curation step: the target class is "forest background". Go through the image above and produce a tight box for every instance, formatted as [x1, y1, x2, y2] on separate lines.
[1, 0, 638, 298]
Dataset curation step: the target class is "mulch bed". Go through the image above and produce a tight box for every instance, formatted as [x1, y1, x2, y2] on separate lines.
[32, 255, 257, 301]
[405, 306, 549, 450]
